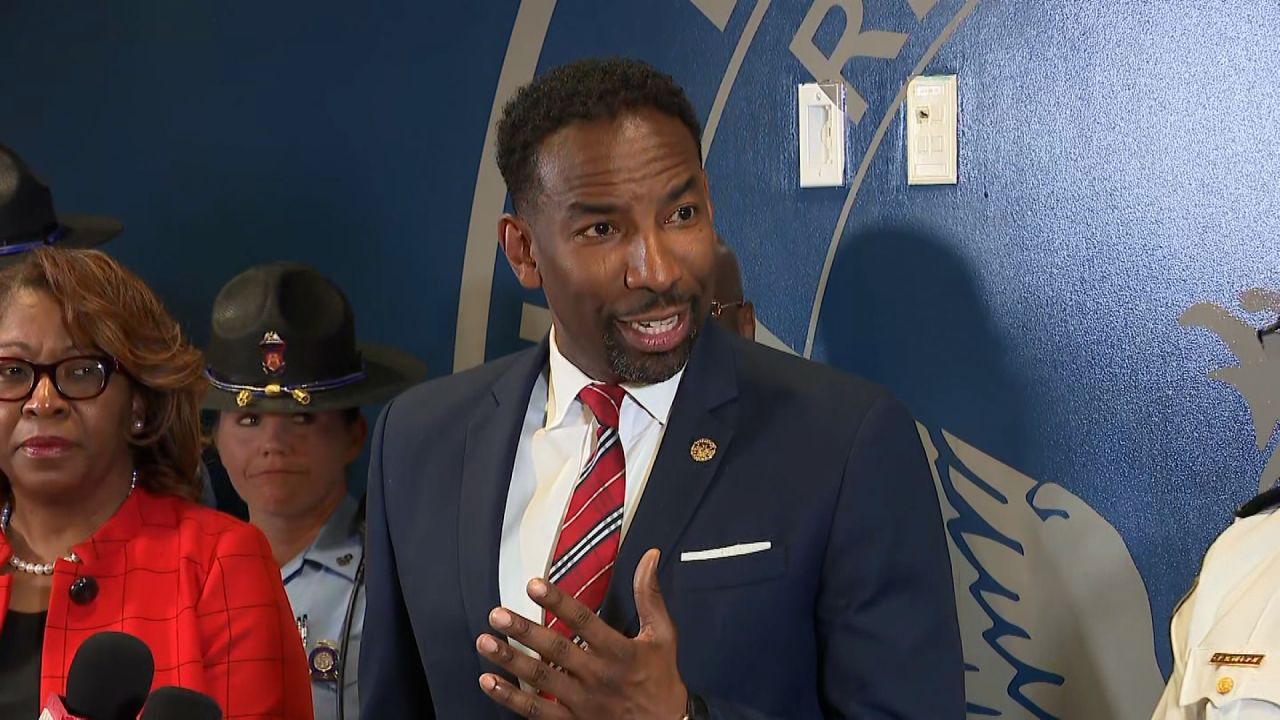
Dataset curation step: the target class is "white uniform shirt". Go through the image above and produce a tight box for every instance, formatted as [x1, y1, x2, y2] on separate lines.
[1154, 505, 1280, 719]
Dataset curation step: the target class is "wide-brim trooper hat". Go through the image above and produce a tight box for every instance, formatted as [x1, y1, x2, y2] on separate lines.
[0, 143, 121, 263]
[202, 262, 426, 412]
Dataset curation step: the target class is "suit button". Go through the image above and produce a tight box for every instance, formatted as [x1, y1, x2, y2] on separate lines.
[69, 576, 98, 605]
[1217, 676, 1234, 694]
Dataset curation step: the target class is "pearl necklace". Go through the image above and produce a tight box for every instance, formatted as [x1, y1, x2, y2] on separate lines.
[2, 469, 138, 576]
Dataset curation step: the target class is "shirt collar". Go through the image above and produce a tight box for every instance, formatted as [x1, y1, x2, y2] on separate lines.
[283, 494, 363, 583]
[546, 328, 684, 429]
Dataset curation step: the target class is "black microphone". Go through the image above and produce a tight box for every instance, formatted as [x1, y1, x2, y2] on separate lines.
[41, 631, 155, 720]
[139, 686, 222, 720]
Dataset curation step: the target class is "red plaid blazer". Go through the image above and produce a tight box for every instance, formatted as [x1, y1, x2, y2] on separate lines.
[0, 489, 314, 719]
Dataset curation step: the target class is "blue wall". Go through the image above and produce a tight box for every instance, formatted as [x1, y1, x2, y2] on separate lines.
[4, 1, 1278, 716]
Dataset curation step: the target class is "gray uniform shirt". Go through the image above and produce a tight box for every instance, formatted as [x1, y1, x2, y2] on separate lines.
[283, 495, 364, 720]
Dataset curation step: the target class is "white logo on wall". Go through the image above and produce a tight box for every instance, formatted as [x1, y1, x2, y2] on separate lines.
[1180, 288, 1280, 492]
[919, 425, 1164, 719]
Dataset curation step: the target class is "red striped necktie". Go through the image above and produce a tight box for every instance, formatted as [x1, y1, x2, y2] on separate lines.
[545, 383, 627, 642]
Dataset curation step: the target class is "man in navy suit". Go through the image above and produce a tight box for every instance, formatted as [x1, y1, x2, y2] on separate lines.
[360, 57, 964, 719]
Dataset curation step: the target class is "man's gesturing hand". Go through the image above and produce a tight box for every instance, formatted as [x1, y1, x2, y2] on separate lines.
[476, 548, 689, 718]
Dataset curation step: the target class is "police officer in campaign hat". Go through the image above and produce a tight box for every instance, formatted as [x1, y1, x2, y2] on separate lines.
[202, 262, 425, 720]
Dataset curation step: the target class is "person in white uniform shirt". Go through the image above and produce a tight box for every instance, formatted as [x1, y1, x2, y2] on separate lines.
[1154, 310, 1280, 719]
[201, 262, 425, 720]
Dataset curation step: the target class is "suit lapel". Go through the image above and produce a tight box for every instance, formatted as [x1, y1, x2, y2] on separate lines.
[457, 340, 548, 694]
[600, 323, 740, 635]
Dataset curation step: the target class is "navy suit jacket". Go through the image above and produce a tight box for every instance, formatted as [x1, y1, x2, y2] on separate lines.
[360, 322, 965, 719]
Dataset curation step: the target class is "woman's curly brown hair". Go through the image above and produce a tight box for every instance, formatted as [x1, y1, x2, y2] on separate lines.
[0, 248, 207, 501]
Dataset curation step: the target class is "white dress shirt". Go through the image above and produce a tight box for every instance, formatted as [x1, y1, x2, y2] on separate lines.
[498, 330, 682, 650]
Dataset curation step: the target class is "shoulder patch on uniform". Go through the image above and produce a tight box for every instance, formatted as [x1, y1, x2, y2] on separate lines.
[1237, 486, 1280, 518]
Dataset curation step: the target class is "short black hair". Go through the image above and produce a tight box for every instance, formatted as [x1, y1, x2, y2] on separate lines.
[496, 57, 703, 213]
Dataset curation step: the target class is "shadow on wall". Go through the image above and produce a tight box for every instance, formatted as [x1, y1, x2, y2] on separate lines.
[814, 224, 1029, 457]
[815, 226, 1163, 718]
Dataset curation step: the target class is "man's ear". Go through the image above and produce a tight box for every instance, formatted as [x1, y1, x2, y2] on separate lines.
[499, 214, 543, 290]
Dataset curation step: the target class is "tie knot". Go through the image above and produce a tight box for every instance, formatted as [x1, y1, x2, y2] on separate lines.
[579, 383, 625, 429]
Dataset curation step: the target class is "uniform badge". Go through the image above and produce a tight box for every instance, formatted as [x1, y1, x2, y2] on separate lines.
[259, 331, 287, 376]
[337, 553, 354, 567]
[308, 640, 340, 681]
[690, 438, 717, 462]
[1210, 653, 1265, 667]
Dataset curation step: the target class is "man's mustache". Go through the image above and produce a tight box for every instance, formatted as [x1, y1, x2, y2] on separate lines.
[609, 290, 698, 321]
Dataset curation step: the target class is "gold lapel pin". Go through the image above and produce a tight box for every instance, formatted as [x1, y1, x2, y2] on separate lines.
[690, 438, 717, 462]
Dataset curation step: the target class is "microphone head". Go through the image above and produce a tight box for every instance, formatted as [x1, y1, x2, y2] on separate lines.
[65, 631, 155, 720]
[139, 686, 223, 720]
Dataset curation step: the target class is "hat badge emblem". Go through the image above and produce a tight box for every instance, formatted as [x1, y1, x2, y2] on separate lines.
[259, 331, 287, 376]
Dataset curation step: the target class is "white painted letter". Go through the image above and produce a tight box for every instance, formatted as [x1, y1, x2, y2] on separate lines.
[789, 0, 908, 122]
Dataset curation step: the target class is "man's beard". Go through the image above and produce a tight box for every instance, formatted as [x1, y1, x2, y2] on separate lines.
[603, 323, 698, 384]
[602, 294, 702, 384]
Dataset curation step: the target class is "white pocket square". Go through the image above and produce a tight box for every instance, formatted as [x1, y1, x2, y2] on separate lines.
[679, 541, 772, 562]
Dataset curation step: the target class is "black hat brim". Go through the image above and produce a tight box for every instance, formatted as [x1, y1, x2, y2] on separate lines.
[201, 342, 426, 413]
[0, 214, 123, 267]
[55, 214, 123, 248]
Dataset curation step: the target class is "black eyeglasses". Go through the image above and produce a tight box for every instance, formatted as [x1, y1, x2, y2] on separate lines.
[0, 356, 122, 401]
[710, 300, 747, 318]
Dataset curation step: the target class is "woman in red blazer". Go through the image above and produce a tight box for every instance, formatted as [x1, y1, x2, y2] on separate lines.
[0, 248, 313, 719]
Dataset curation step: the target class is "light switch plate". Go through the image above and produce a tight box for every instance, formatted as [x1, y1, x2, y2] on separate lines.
[798, 82, 846, 188]
[906, 74, 958, 185]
